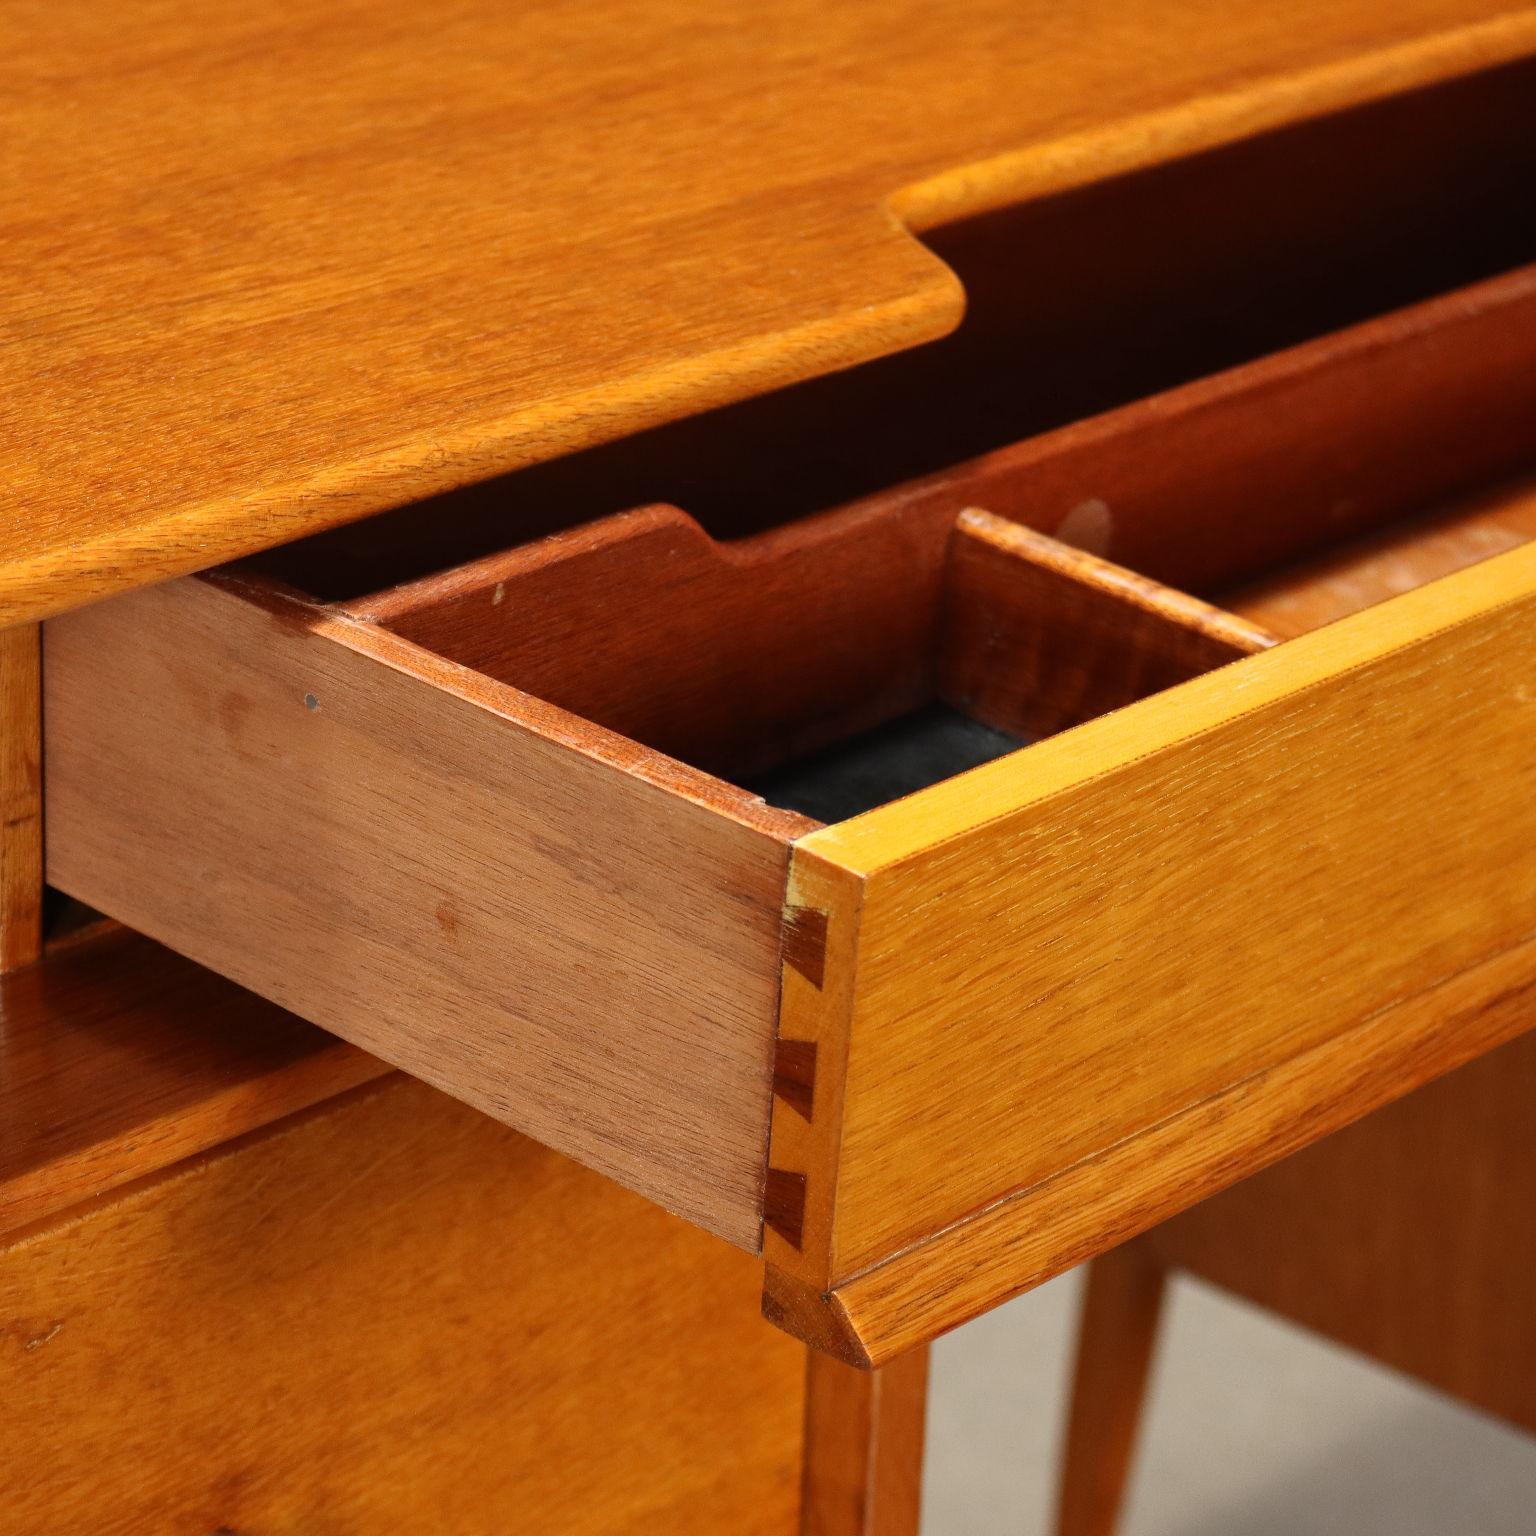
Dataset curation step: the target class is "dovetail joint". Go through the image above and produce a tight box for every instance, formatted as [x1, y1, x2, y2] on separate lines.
[783, 904, 829, 989]
[764, 1168, 808, 1250]
[772, 1038, 817, 1121]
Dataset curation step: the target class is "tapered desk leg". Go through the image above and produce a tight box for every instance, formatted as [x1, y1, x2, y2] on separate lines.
[1055, 1241, 1167, 1536]
[802, 1345, 930, 1536]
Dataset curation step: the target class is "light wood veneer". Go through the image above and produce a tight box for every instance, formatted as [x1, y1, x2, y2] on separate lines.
[0, 1076, 806, 1535]
[0, 925, 387, 1239]
[7, 2, 1536, 624]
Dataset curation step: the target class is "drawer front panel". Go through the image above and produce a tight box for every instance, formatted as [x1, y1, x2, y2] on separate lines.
[766, 544, 1536, 1358]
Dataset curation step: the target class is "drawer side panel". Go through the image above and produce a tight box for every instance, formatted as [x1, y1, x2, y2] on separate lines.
[43, 577, 788, 1249]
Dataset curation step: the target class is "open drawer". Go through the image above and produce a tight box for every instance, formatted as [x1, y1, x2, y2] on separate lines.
[44, 259, 1536, 1366]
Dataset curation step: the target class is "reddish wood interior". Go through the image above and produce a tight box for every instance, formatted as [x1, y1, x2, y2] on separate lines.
[280, 253, 1536, 812]
[1219, 472, 1536, 637]
[340, 501, 1251, 792]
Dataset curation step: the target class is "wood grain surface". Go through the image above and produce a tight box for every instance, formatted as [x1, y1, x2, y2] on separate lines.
[765, 541, 1536, 1361]
[44, 574, 790, 1248]
[768, 924, 1536, 1365]
[346, 500, 955, 788]
[850, 259, 1536, 601]
[5, 2, 1536, 622]
[1148, 1026, 1536, 1436]
[1053, 1044, 1536, 1536]
[0, 626, 41, 972]
[227, 50, 1536, 594]
[1143, 475, 1536, 1435]
[0, 924, 386, 1239]
[0, 1076, 805, 1535]
[35, 474, 1285, 1260]
[942, 510, 1273, 738]
[1050, 490, 1536, 1523]
[1222, 471, 1536, 635]
[803, 1347, 930, 1536]
[344, 496, 1265, 792]
[1054, 1041, 1536, 1533]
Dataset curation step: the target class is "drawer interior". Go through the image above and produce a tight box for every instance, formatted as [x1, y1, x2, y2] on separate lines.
[259, 239, 1536, 836]
[229, 54, 1536, 835]
[1022, 261, 1536, 614]
[325, 504, 1266, 828]
[217, 229, 1536, 1286]
[1216, 471, 1536, 637]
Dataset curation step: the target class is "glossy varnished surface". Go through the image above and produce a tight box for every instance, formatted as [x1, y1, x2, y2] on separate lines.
[6, 1, 1536, 621]
[753, 249, 1536, 1359]
[0, 926, 386, 1237]
[0, 1077, 805, 1535]
[1051, 483, 1536, 1531]
[41, 493, 1267, 1254]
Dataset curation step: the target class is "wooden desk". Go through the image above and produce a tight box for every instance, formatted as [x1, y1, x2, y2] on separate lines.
[6, 4, 1536, 1529]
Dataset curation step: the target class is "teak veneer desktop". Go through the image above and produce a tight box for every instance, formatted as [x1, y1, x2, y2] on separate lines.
[6, 3, 1536, 1530]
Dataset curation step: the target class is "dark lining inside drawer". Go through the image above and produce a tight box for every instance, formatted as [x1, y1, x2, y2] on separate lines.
[743, 705, 1027, 824]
